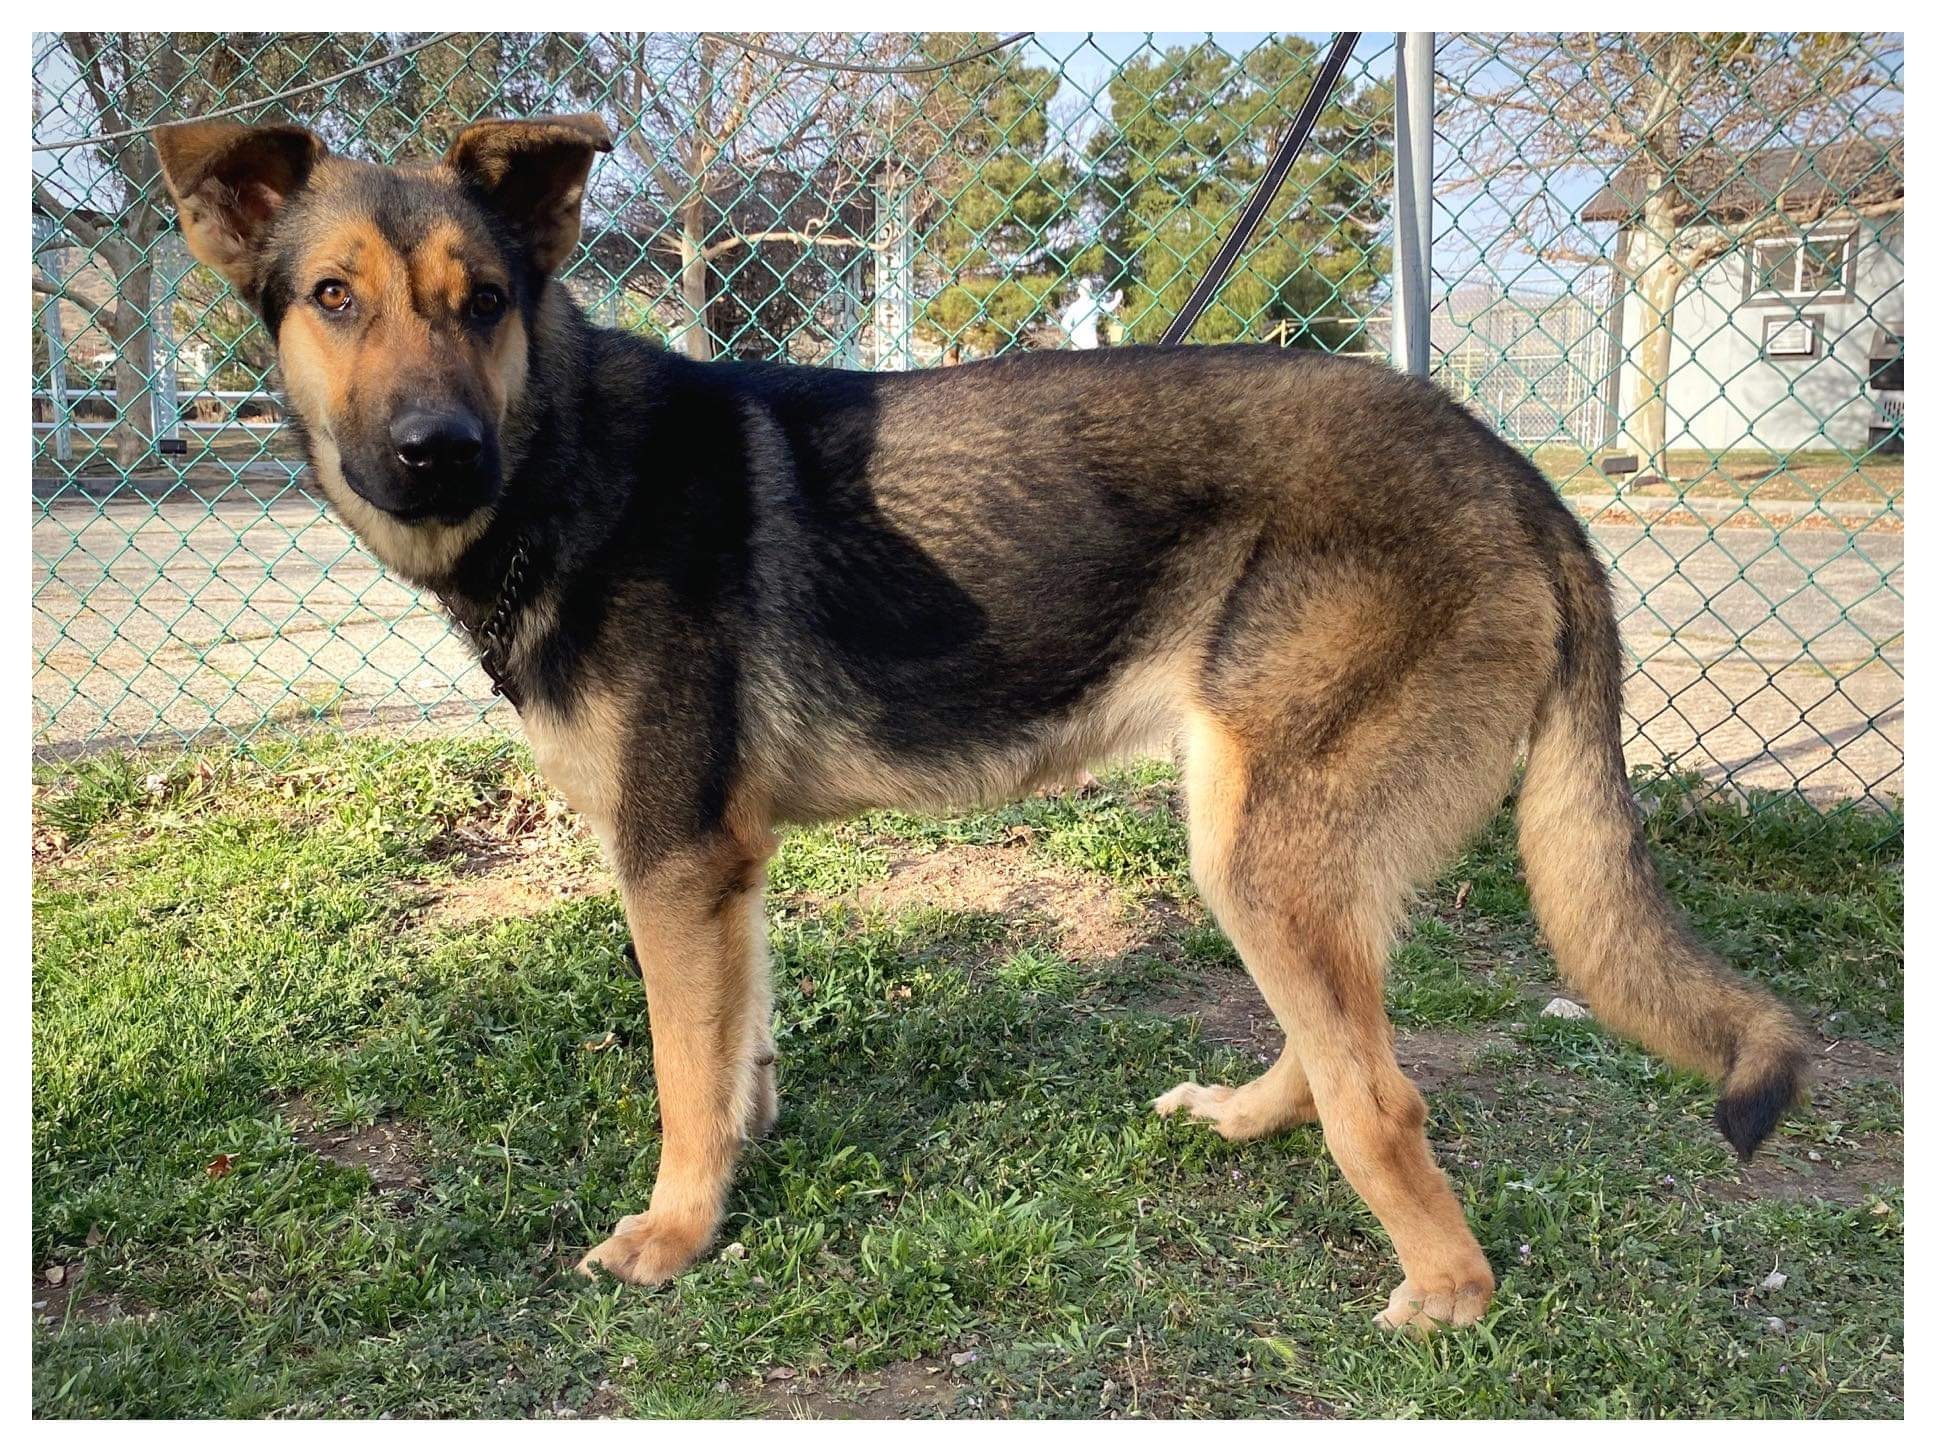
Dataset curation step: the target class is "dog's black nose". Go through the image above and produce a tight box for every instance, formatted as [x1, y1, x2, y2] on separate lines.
[390, 410, 484, 473]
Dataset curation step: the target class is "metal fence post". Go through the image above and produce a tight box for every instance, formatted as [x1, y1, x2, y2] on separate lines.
[1390, 31, 1434, 378]
[33, 217, 74, 463]
[830, 253, 864, 368]
[872, 172, 913, 371]
[152, 232, 190, 454]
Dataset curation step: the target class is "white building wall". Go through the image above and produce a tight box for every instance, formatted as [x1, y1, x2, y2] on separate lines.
[1613, 215, 1903, 455]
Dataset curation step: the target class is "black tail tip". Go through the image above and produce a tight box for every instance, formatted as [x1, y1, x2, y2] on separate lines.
[1714, 1059, 1805, 1160]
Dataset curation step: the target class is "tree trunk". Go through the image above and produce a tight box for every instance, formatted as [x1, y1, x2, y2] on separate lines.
[1620, 198, 1689, 480]
[108, 249, 157, 471]
[677, 201, 713, 362]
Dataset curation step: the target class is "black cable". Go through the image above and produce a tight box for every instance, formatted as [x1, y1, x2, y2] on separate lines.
[1158, 32, 1362, 346]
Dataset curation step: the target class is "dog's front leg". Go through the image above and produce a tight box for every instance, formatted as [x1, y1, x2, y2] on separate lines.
[579, 835, 774, 1285]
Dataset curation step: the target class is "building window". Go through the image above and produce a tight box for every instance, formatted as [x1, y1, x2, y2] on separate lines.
[1746, 232, 1856, 303]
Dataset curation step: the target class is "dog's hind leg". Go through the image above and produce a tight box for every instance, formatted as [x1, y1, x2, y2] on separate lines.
[579, 832, 776, 1285]
[1158, 703, 1525, 1331]
[1153, 714, 1321, 1141]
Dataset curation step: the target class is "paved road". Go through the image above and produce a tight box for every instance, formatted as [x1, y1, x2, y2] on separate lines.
[31, 490, 1903, 804]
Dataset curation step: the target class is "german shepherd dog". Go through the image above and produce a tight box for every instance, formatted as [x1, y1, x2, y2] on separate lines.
[156, 114, 1809, 1331]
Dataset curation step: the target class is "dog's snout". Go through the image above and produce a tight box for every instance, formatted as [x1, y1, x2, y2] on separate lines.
[390, 410, 485, 474]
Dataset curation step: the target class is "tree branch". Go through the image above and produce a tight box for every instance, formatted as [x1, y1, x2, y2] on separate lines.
[32, 269, 110, 310]
[701, 229, 883, 261]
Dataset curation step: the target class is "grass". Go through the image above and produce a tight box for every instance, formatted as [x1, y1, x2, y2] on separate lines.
[32, 732, 1903, 1418]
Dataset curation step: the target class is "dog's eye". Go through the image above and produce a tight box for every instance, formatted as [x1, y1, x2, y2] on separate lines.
[313, 280, 352, 314]
[468, 286, 506, 323]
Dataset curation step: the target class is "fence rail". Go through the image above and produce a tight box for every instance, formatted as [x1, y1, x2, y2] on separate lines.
[31, 31, 1903, 812]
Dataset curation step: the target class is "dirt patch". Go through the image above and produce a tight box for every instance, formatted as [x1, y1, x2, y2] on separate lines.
[276, 1095, 427, 1196]
[1147, 968, 1278, 1061]
[416, 844, 608, 929]
[1812, 1035, 1902, 1088]
[1144, 975, 1527, 1086]
[32, 1268, 150, 1334]
[413, 770, 607, 929]
[1395, 1026, 1522, 1094]
[856, 843, 1163, 963]
[754, 1356, 972, 1419]
[1714, 1133, 1902, 1206]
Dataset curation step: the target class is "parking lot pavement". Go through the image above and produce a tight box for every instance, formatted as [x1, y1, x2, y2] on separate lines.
[31, 489, 1902, 804]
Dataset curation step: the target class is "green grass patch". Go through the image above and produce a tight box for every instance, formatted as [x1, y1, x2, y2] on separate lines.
[33, 734, 1901, 1417]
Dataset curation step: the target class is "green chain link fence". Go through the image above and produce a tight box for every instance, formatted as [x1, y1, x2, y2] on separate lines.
[31, 32, 1902, 814]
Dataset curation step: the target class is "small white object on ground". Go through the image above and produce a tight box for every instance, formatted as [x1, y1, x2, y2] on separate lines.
[1541, 997, 1591, 1020]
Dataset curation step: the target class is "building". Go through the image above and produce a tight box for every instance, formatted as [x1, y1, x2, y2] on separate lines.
[1583, 139, 1904, 455]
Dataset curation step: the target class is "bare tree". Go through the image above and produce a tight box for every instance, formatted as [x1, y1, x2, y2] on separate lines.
[1438, 32, 1903, 473]
[32, 34, 187, 469]
[598, 33, 917, 361]
[32, 32, 511, 468]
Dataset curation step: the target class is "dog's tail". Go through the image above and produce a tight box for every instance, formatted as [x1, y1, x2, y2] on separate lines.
[1516, 530, 1809, 1158]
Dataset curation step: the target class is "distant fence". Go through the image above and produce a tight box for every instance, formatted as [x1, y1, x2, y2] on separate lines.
[31, 32, 1903, 811]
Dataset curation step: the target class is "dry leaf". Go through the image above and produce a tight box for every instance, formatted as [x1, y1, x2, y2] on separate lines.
[1452, 880, 1472, 912]
[580, 1031, 618, 1053]
[205, 1153, 234, 1179]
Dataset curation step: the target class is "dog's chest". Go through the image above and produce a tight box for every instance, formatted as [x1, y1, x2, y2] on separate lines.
[519, 694, 625, 845]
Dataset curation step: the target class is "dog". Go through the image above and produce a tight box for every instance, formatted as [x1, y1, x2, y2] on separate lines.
[155, 113, 1809, 1331]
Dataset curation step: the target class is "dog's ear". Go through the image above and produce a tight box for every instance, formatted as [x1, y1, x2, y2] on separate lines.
[444, 114, 613, 276]
[154, 121, 326, 296]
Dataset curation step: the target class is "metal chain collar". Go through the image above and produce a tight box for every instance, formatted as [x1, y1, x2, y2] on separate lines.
[446, 533, 531, 707]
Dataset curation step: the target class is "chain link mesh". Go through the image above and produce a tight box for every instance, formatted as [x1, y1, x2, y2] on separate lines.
[31, 31, 1902, 816]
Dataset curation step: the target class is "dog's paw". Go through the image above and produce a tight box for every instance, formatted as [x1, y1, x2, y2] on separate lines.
[1152, 1080, 1302, 1142]
[1153, 1080, 1231, 1120]
[577, 1212, 710, 1286]
[1372, 1275, 1494, 1334]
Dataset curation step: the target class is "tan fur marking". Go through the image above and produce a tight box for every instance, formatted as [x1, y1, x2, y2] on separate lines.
[1161, 706, 1501, 1331]
[578, 829, 778, 1285]
[411, 220, 475, 313]
[294, 433, 491, 585]
[748, 641, 1205, 826]
[518, 683, 627, 846]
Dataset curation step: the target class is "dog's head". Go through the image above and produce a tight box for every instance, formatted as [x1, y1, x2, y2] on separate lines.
[155, 114, 610, 563]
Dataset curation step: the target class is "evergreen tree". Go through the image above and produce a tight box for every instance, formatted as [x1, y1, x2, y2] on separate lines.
[909, 35, 1076, 354]
[1084, 38, 1392, 346]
